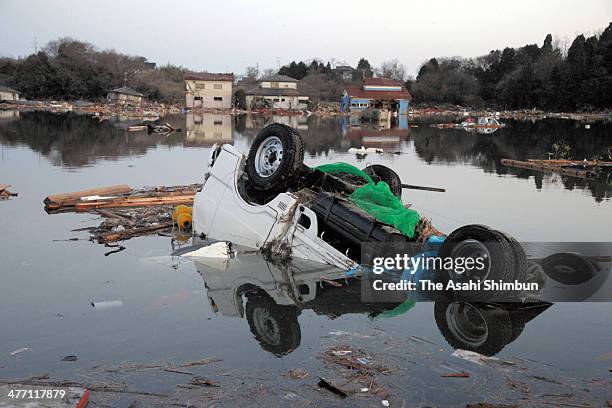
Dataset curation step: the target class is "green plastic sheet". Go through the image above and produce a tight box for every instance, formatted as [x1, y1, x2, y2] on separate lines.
[316, 163, 420, 238]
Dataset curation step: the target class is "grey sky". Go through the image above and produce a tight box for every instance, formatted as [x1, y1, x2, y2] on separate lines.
[1, 0, 610, 76]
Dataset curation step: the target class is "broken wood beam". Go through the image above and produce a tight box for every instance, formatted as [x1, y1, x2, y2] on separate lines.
[45, 185, 132, 209]
[501, 158, 596, 179]
[98, 221, 174, 243]
[75, 194, 195, 210]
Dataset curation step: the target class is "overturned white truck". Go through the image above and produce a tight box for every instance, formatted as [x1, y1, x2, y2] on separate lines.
[191, 123, 543, 298]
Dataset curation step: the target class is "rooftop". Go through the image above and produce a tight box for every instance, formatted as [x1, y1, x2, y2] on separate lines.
[363, 77, 403, 87]
[183, 72, 235, 82]
[345, 85, 412, 100]
[109, 87, 143, 97]
[259, 74, 298, 82]
[0, 86, 19, 94]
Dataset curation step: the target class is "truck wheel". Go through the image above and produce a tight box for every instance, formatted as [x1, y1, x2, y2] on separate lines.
[246, 294, 301, 356]
[434, 301, 513, 356]
[540, 253, 597, 285]
[496, 230, 530, 285]
[439, 224, 517, 300]
[247, 124, 304, 194]
[362, 164, 402, 198]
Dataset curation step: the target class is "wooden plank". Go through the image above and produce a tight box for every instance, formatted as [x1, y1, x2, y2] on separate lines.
[45, 184, 132, 205]
[501, 158, 595, 179]
[75, 194, 195, 210]
[0, 184, 11, 192]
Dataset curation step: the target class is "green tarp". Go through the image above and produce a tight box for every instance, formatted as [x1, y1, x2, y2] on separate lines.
[316, 163, 420, 238]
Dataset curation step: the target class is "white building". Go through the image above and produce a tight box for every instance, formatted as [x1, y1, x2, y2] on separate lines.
[0, 86, 19, 102]
[245, 75, 309, 110]
[184, 73, 234, 109]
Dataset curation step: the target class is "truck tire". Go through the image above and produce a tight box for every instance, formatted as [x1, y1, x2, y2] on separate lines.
[363, 164, 403, 198]
[439, 224, 517, 300]
[246, 294, 301, 356]
[434, 301, 513, 356]
[496, 230, 530, 285]
[540, 253, 597, 285]
[247, 124, 304, 194]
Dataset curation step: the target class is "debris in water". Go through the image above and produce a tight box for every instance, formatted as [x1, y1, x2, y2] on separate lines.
[286, 368, 309, 379]
[189, 376, 220, 387]
[0, 184, 17, 200]
[382, 400, 390, 407]
[452, 349, 515, 368]
[61, 355, 79, 362]
[178, 357, 223, 368]
[441, 371, 470, 378]
[9, 347, 30, 356]
[317, 377, 348, 398]
[91, 300, 124, 310]
[44, 184, 201, 244]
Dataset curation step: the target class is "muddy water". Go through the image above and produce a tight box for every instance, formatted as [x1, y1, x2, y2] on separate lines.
[0, 111, 611, 406]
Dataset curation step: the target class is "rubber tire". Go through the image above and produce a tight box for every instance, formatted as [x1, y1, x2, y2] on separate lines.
[439, 224, 518, 300]
[540, 253, 597, 285]
[245, 294, 301, 356]
[362, 164, 403, 198]
[434, 301, 513, 356]
[246, 124, 304, 194]
[496, 230, 532, 288]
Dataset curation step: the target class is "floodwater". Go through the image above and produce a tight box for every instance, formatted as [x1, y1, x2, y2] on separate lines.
[0, 111, 611, 407]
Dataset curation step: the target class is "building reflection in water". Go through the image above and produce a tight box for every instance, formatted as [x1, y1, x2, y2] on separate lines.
[341, 115, 410, 150]
[185, 113, 233, 146]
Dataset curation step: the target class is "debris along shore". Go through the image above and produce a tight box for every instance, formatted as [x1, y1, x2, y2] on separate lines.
[44, 184, 200, 243]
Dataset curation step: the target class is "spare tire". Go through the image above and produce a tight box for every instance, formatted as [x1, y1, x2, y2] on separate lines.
[247, 124, 304, 194]
[362, 164, 403, 198]
[541, 253, 597, 285]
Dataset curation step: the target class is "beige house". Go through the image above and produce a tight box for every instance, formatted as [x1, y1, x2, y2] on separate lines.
[0, 86, 19, 101]
[245, 75, 309, 110]
[184, 73, 234, 109]
[106, 87, 143, 106]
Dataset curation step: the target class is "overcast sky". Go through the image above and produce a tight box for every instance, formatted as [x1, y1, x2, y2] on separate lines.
[1, 0, 610, 76]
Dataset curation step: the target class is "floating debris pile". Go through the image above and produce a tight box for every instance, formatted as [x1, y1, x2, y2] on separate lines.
[44, 184, 201, 243]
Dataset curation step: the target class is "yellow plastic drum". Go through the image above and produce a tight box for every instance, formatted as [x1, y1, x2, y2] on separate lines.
[176, 213, 192, 230]
[172, 205, 193, 230]
[172, 205, 192, 221]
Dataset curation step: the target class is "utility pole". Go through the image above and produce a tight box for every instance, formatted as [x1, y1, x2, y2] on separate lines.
[33, 36, 38, 53]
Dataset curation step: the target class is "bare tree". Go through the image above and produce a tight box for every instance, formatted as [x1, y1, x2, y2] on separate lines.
[379, 59, 407, 81]
[245, 65, 259, 79]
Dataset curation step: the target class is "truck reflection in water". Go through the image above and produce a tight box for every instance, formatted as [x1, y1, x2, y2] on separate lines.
[192, 250, 552, 357]
[434, 301, 550, 356]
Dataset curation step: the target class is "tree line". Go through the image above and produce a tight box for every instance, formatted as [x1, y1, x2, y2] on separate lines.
[410, 23, 612, 111]
[0, 38, 185, 102]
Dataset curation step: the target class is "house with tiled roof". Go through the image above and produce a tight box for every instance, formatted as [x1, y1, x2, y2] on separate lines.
[341, 78, 412, 115]
[184, 72, 234, 109]
[106, 87, 143, 106]
[245, 75, 309, 110]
